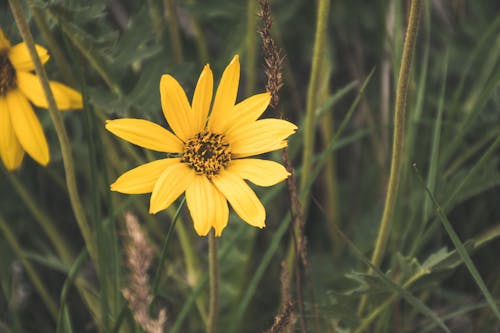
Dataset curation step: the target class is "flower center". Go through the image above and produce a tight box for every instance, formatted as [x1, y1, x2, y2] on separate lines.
[0, 52, 16, 96]
[181, 131, 231, 178]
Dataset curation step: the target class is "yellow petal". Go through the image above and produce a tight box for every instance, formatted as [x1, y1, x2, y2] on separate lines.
[160, 74, 195, 141]
[186, 175, 229, 236]
[150, 163, 195, 214]
[208, 55, 240, 133]
[8, 43, 49, 71]
[212, 170, 265, 228]
[16, 71, 82, 110]
[105, 118, 183, 153]
[111, 158, 181, 194]
[226, 92, 271, 131]
[228, 159, 289, 187]
[191, 64, 213, 134]
[226, 119, 297, 158]
[7, 90, 49, 166]
[0, 97, 24, 170]
[0, 28, 11, 49]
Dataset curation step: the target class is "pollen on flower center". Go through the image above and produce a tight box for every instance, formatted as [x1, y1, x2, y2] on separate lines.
[0, 52, 16, 96]
[181, 131, 231, 178]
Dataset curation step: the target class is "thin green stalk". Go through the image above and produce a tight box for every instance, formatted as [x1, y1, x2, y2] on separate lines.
[9, 0, 97, 263]
[151, 197, 186, 298]
[300, 0, 331, 202]
[207, 231, 218, 333]
[0, 214, 58, 320]
[164, 0, 183, 64]
[2, 168, 72, 263]
[359, 0, 422, 315]
[245, 0, 257, 95]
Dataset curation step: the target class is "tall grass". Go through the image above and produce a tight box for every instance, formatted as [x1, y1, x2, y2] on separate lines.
[0, 0, 499, 332]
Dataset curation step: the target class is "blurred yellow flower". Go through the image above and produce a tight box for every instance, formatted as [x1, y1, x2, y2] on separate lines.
[0, 28, 82, 170]
[107, 55, 296, 236]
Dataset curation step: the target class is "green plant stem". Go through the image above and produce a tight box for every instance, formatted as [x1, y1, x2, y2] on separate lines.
[359, 0, 422, 315]
[9, 0, 97, 264]
[2, 168, 73, 264]
[207, 231, 218, 333]
[245, 0, 257, 95]
[0, 214, 58, 320]
[151, 197, 186, 298]
[164, 0, 183, 64]
[300, 0, 331, 203]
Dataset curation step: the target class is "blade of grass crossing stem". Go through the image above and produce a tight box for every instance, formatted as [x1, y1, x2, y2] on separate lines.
[314, 80, 358, 119]
[56, 250, 89, 333]
[413, 164, 500, 320]
[151, 197, 186, 300]
[303, 68, 375, 197]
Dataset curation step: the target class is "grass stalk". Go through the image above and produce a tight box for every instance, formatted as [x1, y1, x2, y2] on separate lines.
[300, 0, 331, 203]
[164, 0, 183, 64]
[8, 0, 97, 264]
[245, 0, 257, 95]
[359, 0, 422, 315]
[207, 231, 219, 333]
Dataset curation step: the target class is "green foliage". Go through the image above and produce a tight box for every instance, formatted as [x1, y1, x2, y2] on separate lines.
[1, 0, 499, 332]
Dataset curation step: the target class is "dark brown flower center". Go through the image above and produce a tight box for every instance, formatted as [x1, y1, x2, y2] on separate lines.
[0, 52, 16, 96]
[181, 131, 231, 178]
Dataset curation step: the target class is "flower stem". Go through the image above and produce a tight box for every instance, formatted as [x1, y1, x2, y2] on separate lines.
[164, 0, 183, 64]
[359, 0, 422, 315]
[300, 0, 331, 201]
[207, 230, 219, 333]
[9, 0, 97, 263]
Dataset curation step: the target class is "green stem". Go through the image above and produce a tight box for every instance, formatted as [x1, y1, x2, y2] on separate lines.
[0, 214, 58, 320]
[359, 0, 422, 315]
[164, 0, 184, 64]
[245, 0, 257, 95]
[206, 231, 218, 333]
[9, 0, 97, 264]
[300, 0, 331, 201]
[151, 197, 186, 298]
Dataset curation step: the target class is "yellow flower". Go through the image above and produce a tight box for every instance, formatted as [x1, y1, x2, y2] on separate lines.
[106, 55, 297, 236]
[0, 28, 82, 170]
